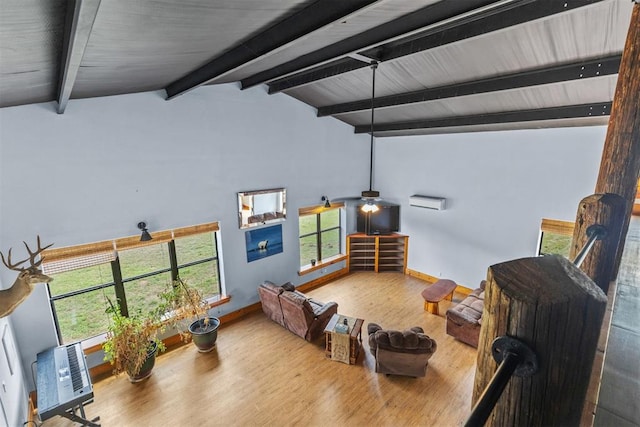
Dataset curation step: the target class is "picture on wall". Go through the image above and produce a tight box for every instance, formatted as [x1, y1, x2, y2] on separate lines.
[245, 224, 283, 262]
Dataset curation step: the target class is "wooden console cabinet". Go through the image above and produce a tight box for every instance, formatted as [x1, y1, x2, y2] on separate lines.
[346, 233, 408, 273]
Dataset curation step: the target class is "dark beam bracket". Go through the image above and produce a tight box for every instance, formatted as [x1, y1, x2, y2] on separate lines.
[353, 102, 613, 133]
[165, 0, 377, 99]
[318, 55, 621, 116]
[262, 0, 606, 94]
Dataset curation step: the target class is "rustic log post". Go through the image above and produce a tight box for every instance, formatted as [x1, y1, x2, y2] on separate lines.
[472, 255, 607, 426]
[568, 193, 627, 294]
[592, 3, 640, 274]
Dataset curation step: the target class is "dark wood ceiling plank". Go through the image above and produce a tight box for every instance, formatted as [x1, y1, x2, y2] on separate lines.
[242, 0, 503, 90]
[57, 0, 101, 114]
[164, 0, 378, 100]
[263, 0, 606, 94]
[353, 102, 613, 133]
[318, 55, 621, 116]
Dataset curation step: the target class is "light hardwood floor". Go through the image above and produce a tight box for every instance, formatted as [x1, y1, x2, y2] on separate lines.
[42, 272, 478, 426]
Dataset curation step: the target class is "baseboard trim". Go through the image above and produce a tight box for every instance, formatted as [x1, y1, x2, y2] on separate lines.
[406, 268, 439, 283]
[406, 268, 473, 295]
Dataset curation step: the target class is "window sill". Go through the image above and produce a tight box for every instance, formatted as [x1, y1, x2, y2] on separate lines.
[298, 254, 347, 276]
[82, 294, 231, 355]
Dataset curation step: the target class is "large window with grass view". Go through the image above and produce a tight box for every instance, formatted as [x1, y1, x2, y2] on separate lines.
[298, 204, 343, 268]
[42, 222, 222, 344]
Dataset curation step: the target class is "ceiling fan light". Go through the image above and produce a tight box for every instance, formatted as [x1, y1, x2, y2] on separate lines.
[361, 202, 379, 213]
[361, 190, 380, 198]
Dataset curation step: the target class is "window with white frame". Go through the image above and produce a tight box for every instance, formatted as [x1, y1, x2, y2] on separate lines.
[298, 203, 344, 268]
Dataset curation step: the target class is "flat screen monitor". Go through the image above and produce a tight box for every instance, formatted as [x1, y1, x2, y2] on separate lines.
[356, 203, 400, 235]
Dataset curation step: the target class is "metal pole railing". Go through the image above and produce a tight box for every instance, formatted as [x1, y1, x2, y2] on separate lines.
[465, 336, 538, 427]
[572, 224, 607, 267]
[465, 351, 521, 426]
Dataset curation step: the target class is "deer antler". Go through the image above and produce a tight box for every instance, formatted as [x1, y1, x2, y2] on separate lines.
[1, 236, 53, 271]
[0, 248, 29, 271]
[23, 235, 53, 268]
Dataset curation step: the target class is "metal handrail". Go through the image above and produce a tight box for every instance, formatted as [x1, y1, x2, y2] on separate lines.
[572, 224, 607, 267]
[465, 337, 538, 427]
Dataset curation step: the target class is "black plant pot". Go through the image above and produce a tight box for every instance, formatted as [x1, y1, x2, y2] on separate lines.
[189, 317, 220, 353]
[129, 341, 158, 383]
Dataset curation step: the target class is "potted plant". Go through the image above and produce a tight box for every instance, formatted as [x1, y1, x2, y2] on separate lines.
[102, 298, 165, 382]
[156, 277, 220, 352]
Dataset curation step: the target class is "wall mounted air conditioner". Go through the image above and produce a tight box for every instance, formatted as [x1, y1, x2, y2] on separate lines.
[409, 195, 446, 210]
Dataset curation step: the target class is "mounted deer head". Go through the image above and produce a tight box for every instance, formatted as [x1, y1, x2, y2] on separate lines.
[0, 236, 53, 318]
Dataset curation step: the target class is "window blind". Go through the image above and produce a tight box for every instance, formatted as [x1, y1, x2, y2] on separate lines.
[172, 222, 219, 239]
[540, 218, 575, 236]
[41, 240, 116, 274]
[298, 202, 345, 217]
[40, 222, 219, 273]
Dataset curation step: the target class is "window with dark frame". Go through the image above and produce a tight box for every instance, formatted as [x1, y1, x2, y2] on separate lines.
[298, 204, 343, 268]
[42, 222, 222, 344]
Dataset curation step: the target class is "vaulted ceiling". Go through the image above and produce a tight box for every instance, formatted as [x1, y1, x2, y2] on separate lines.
[0, 0, 634, 136]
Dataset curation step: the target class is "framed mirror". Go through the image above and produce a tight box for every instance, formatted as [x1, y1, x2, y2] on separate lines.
[238, 188, 286, 229]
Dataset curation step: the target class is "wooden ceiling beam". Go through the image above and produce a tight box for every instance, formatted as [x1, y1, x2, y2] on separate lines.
[318, 55, 621, 116]
[57, 0, 101, 114]
[242, 0, 505, 90]
[366, 0, 604, 62]
[353, 102, 613, 133]
[164, 0, 379, 100]
[262, 0, 606, 94]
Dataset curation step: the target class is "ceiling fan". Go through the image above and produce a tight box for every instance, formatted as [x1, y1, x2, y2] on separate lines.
[331, 60, 382, 212]
[361, 60, 381, 213]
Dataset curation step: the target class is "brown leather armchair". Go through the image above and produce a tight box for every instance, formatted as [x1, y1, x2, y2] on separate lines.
[367, 323, 437, 377]
[258, 281, 338, 342]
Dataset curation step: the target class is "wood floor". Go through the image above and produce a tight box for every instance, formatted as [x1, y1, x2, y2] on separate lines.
[42, 273, 478, 426]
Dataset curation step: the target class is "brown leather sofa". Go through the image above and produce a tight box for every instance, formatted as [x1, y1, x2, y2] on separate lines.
[367, 323, 437, 377]
[258, 281, 338, 342]
[445, 280, 486, 348]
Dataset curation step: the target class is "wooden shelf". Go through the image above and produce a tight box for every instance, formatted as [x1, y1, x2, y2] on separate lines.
[346, 233, 408, 273]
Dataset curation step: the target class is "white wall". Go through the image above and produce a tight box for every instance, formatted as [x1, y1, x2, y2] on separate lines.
[0, 84, 370, 410]
[374, 127, 607, 287]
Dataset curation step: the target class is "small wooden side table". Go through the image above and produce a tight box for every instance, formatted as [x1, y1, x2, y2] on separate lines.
[324, 314, 364, 365]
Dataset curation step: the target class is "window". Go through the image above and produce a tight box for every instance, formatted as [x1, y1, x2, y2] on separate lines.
[538, 218, 574, 258]
[42, 222, 222, 344]
[298, 204, 344, 268]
